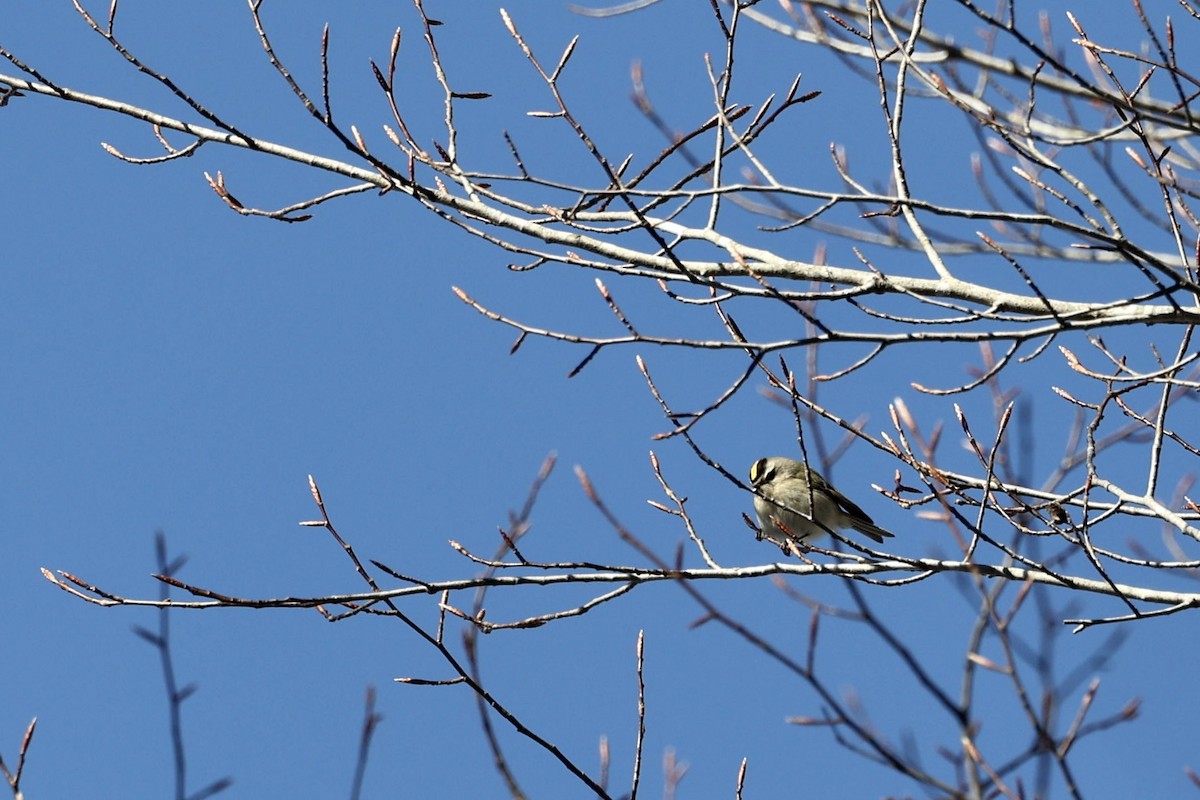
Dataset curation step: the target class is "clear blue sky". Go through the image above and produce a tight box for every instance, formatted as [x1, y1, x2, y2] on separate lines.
[3, 2, 1195, 798]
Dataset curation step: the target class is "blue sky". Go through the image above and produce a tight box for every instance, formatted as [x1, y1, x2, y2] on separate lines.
[3, 2, 1197, 798]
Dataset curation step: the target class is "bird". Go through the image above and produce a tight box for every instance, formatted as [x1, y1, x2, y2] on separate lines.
[749, 456, 893, 549]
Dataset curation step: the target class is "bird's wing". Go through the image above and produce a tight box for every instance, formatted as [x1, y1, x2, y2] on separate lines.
[824, 482, 876, 526]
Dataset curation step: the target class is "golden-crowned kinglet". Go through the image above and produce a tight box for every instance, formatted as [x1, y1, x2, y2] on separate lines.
[749, 456, 893, 547]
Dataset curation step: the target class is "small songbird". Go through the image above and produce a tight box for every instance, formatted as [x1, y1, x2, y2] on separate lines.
[749, 456, 893, 548]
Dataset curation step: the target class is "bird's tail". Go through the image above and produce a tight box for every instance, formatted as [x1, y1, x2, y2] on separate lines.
[850, 520, 894, 543]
